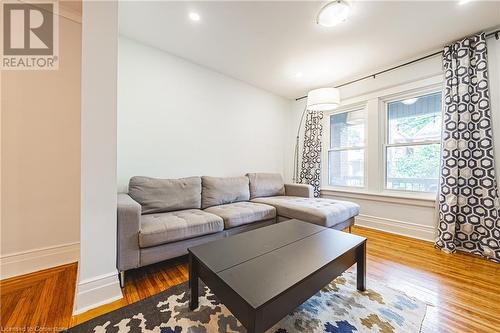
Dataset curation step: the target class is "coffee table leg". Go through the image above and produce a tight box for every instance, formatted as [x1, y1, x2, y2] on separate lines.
[356, 241, 366, 291]
[247, 311, 264, 333]
[189, 252, 199, 310]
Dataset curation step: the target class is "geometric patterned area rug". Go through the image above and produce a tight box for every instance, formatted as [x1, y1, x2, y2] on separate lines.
[66, 271, 427, 333]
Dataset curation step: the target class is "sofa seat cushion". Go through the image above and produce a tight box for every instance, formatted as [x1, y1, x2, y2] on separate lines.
[251, 196, 359, 228]
[139, 209, 223, 248]
[204, 202, 276, 229]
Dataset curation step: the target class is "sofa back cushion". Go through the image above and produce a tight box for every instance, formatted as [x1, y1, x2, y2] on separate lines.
[246, 173, 285, 199]
[128, 176, 201, 214]
[201, 176, 250, 209]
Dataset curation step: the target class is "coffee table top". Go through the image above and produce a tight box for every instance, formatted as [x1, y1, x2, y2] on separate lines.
[188, 219, 366, 309]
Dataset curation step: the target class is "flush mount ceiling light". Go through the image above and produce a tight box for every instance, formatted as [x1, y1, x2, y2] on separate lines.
[317, 0, 351, 27]
[188, 12, 201, 21]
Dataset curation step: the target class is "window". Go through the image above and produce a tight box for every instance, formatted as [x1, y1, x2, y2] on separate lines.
[385, 92, 442, 192]
[328, 110, 365, 187]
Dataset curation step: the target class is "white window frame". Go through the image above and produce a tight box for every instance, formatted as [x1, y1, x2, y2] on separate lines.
[320, 76, 443, 203]
[323, 103, 367, 190]
[381, 87, 443, 194]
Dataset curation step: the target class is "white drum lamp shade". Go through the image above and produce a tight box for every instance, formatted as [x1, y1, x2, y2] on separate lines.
[306, 88, 341, 111]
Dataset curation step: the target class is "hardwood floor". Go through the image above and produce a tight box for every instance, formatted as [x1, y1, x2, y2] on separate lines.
[71, 257, 189, 326]
[0, 262, 78, 331]
[1, 226, 499, 332]
[355, 228, 499, 333]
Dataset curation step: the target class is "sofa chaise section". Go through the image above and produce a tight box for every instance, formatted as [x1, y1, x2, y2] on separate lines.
[247, 173, 359, 230]
[251, 196, 359, 230]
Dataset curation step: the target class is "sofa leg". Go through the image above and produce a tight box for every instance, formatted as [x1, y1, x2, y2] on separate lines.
[119, 271, 125, 288]
[349, 226, 352, 233]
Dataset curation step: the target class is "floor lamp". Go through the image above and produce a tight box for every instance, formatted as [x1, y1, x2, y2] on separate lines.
[293, 87, 341, 183]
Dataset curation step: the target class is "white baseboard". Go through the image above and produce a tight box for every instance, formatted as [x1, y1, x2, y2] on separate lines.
[74, 271, 123, 315]
[0, 242, 80, 279]
[355, 214, 436, 242]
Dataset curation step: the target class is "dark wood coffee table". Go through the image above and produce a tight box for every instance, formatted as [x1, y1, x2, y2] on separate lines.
[188, 219, 366, 333]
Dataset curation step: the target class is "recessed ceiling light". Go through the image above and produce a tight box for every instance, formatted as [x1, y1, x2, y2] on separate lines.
[189, 12, 201, 21]
[458, 0, 473, 5]
[402, 98, 419, 105]
[295, 72, 303, 79]
[317, 0, 351, 27]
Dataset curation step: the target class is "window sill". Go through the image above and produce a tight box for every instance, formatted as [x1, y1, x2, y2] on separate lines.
[321, 187, 436, 208]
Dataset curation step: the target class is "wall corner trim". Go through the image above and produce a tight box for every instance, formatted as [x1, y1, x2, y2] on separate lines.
[0, 242, 80, 280]
[77, 0, 120, 317]
[73, 271, 123, 315]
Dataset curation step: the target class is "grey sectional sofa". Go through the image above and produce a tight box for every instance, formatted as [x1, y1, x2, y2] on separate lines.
[117, 172, 359, 287]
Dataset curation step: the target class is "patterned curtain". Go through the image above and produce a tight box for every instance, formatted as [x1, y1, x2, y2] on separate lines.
[435, 32, 500, 263]
[299, 110, 324, 197]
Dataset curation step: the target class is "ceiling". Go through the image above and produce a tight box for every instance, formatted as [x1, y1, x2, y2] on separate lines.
[119, 1, 500, 99]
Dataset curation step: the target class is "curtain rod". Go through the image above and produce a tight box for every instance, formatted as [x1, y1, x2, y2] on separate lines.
[295, 29, 500, 101]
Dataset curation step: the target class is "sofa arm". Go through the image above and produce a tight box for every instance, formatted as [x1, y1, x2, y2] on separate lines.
[117, 193, 141, 271]
[284, 183, 314, 198]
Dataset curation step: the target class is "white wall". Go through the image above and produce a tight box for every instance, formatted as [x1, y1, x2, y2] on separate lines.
[117, 37, 291, 192]
[76, 1, 122, 314]
[288, 37, 500, 241]
[0, 6, 81, 279]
